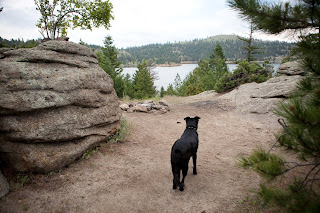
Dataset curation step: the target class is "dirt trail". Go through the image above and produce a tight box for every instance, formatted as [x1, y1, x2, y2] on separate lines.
[0, 95, 281, 213]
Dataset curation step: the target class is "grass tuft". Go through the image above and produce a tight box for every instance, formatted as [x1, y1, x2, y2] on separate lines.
[239, 148, 285, 178]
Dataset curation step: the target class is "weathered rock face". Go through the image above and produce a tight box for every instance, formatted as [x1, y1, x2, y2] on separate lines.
[277, 61, 305, 76]
[0, 171, 9, 198]
[0, 41, 121, 172]
[219, 75, 302, 114]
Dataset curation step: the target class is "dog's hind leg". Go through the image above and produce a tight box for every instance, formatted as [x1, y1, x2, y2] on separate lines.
[172, 166, 180, 190]
[192, 153, 197, 175]
[180, 164, 189, 191]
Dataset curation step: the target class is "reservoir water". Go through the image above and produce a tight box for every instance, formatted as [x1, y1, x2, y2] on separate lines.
[122, 63, 280, 90]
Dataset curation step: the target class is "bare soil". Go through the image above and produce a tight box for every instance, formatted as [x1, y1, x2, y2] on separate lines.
[0, 94, 284, 213]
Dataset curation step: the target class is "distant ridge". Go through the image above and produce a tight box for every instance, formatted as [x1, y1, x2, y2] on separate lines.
[203, 34, 239, 42]
[118, 34, 295, 66]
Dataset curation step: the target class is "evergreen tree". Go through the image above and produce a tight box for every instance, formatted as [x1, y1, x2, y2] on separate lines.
[123, 73, 134, 98]
[97, 36, 124, 97]
[160, 86, 165, 98]
[228, 0, 320, 210]
[166, 84, 176, 96]
[132, 60, 156, 99]
[209, 43, 229, 84]
[173, 73, 182, 92]
[238, 24, 261, 62]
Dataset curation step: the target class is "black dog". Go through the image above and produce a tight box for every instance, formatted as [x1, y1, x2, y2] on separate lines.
[171, 116, 200, 191]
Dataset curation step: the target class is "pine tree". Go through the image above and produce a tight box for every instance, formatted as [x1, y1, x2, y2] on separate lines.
[209, 43, 229, 83]
[160, 86, 165, 98]
[132, 60, 156, 99]
[228, 0, 320, 210]
[238, 24, 261, 62]
[97, 36, 124, 98]
[173, 73, 182, 92]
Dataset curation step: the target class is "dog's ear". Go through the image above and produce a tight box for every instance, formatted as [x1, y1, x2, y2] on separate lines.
[184, 117, 190, 120]
[195, 116, 201, 120]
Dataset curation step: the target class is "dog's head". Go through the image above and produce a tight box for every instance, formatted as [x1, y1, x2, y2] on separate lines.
[184, 116, 200, 130]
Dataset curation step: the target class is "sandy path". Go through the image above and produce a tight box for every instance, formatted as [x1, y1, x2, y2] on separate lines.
[0, 96, 280, 213]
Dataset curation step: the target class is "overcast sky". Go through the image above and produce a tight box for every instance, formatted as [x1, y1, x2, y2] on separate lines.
[0, 0, 293, 48]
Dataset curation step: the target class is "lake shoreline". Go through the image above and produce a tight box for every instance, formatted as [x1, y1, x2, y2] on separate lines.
[123, 60, 282, 68]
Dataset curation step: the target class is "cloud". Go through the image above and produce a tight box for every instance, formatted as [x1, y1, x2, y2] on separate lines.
[0, 0, 294, 47]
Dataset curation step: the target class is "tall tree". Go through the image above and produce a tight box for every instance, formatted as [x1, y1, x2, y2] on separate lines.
[132, 60, 156, 99]
[173, 73, 182, 93]
[228, 0, 320, 210]
[34, 0, 113, 39]
[209, 43, 229, 84]
[97, 36, 124, 98]
[238, 24, 261, 62]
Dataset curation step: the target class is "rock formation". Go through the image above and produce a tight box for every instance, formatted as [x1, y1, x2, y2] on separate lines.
[0, 41, 121, 173]
[120, 100, 170, 114]
[277, 60, 305, 76]
[219, 61, 304, 114]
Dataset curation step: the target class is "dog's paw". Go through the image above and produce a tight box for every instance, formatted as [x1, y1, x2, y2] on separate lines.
[179, 187, 184, 191]
[193, 170, 197, 175]
[173, 185, 177, 190]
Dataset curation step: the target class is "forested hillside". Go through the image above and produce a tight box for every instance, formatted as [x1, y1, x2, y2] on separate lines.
[0, 37, 41, 48]
[118, 35, 295, 66]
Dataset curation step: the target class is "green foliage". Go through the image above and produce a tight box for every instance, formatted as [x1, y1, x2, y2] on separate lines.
[239, 148, 285, 178]
[165, 84, 176, 96]
[177, 44, 229, 96]
[97, 36, 125, 98]
[227, 0, 320, 34]
[0, 37, 40, 48]
[118, 35, 294, 66]
[209, 43, 229, 82]
[173, 74, 182, 92]
[258, 184, 320, 212]
[132, 60, 156, 99]
[82, 118, 130, 159]
[238, 24, 261, 62]
[122, 73, 135, 98]
[81, 148, 96, 159]
[108, 119, 131, 143]
[34, 0, 113, 39]
[10, 174, 31, 189]
[160, 86, 165, 98]
[215, 60, 273, 92]
[229, 1, 320, 212]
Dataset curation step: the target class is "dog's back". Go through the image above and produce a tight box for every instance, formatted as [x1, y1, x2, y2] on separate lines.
[171, 129, 198, 162]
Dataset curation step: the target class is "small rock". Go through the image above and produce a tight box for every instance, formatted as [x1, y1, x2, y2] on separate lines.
[159, 100, 169, 107]
[120, 103, 130, 111]
[152, 104, 162, 110]
[133, 105, 148, 113]
[127, 108, 134, 113]
[144, 100, 154, 104]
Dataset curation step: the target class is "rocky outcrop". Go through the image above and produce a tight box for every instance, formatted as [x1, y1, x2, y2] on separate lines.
[277, 61, 305, 76]
[219, 75, 302, 114]
[120, 100, 170, 114]
[218, 61, 305, 114]
[0, 41, 121, 173]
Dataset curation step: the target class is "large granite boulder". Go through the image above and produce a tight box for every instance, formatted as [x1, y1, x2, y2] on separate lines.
[277, 61, 305, 76]
[0, 41, 121, 173]
[219, 75, 302, 114]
